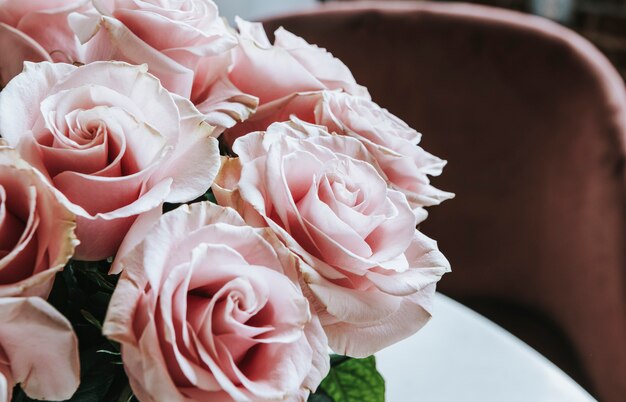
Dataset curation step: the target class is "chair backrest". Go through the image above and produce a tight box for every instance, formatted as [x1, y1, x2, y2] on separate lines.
[263, 2, 626, 401]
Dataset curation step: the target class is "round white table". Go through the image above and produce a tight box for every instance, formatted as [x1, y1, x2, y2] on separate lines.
[376, 294, 597, 402]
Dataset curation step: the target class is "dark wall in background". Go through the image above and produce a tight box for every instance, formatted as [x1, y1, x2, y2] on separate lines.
[477, 0, 626, 79]
[332, 0, 626, 80]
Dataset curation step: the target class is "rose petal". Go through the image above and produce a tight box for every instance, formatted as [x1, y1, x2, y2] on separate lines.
[194, 75, 259, 134]
[0, 61, 73, 143]
[79, 16, 195, 97]
[148, 94, 220, 203]
[0, 144, 77, 298]
[16, 0, 89, 64]
[0, 23, 51, 87]
[274, 28, 369, 99]
[0, 297, 79, 400]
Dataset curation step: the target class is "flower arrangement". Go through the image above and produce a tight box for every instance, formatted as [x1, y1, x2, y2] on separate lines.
[0, 1, 453, 401]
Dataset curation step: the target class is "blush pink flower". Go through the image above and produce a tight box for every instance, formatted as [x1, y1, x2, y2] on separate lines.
[69, 0, 257, 133]
[225, 90, 453, 222]
[0, 142, 77, 298]
[0, 0, 91, 86]
[317, 91, 453, 218]
[214, 120, 451, 357]
[0, 61, 220, 261]
[104, 202, 329, 402]
[0, 296, 79, 402]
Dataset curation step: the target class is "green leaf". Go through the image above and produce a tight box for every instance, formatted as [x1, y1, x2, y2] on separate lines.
[11, 386, 36, 402]
[163, 202, 181, 213]
[308, 391, 334, 402]
[64, 346, 119, 402]
[80, 309, 102, 331]
[72, 261, 116, 293]
[330, 354, 351, 367]
[316, 356, 385, 402]
[203, 188, 217, 204]
[34, 260, 133, 402]
[115, 384, 136, 402]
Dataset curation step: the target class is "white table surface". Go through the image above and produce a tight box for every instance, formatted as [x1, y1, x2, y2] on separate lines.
[376, 293, 597, 402]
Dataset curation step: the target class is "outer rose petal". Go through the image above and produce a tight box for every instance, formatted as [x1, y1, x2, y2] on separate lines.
[0, 368, 9, 402]
[55, 176, 173, 260]
[0, 0, 89, 85]
[108, 207, 162, 274]
[301, 314, 331, 393]
[0, 297, 80, 401]
[0, 23, 51, 87]
[16, 0, 91, 64]
[223, 91, 319, 147]
[0, 61, 74, 143]
[231, 26, 327, 105]
[72, 14, 195, 97]
[323, 284, 438, 357]
[273, 28, 369, 99]
[0, 142, 78, 298]
[303, 231, 450, 356]
[230, 19, 369, 105]
[148, 94, 220, 203]
[194, 75, 259, 135]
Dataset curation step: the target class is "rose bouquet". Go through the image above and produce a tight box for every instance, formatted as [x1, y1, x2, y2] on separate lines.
[0, 1, 453, 401]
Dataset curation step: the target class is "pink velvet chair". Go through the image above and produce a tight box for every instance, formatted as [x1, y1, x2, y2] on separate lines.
[262, 2, 626, 401]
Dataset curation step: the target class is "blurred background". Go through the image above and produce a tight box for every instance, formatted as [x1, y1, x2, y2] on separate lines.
[216, 0, 626, 80]
[214, 1, 626, 402]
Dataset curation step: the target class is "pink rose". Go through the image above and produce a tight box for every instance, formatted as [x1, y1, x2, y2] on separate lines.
[214, 120, 451, 357]
[69, 0, 257, 133]
[0, 296, 79, 402]
[225, 90, 453, 222]
[0, 0, 91, 86]
[0, 142, 77, 298]
[104, 202, 329, 401]
[0, 61, 220, 261]
[317, 91, 453, 218]
[229, 19, 369, 107]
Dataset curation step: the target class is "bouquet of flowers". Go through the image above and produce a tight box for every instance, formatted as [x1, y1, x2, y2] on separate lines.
[0, 1, 453, 401]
